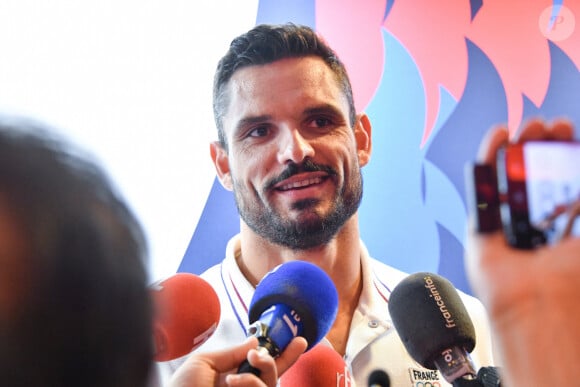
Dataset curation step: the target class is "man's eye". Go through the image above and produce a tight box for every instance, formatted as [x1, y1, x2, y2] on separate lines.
[310, 117, 332, 128]
[248, 126, 269, 137]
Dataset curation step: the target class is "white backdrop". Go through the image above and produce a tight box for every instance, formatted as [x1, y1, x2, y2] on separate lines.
[0, 1, 258, 282]
[3, 2, 579, 295]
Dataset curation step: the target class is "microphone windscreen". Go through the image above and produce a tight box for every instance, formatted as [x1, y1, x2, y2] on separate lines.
[368, 369, 390, 387]
[151, 273, 220, 361]
[248, 261, 338, 350]
[279, 344, 352, 387]
[388, 272, 475, 369]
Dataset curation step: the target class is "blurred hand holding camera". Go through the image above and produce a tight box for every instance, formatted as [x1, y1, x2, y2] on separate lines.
[464, 119, 580, 387]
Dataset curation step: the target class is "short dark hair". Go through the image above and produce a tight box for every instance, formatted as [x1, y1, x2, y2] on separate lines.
[213, 23, 356, 149]
[0, 117, 153, 387]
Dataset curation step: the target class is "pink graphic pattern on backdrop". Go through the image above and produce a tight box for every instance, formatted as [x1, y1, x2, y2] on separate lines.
[384, 0, 471, 146]
[316, 0, 580, 143]
[467, 0, 578, 137]
[315, 0, 387, 115]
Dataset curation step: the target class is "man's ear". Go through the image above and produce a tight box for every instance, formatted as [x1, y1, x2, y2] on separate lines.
[355, 113, 372, 167]
[210, 141, 233, 191]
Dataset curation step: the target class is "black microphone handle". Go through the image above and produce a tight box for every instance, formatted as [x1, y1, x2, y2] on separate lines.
[368, 369, 390, 387]
[453, 378, 484, 387]
[237, 359, 261, 376]
[452, 366, 502, 387]
[237, 338, 276, 376]
[477, 366, 502, 387]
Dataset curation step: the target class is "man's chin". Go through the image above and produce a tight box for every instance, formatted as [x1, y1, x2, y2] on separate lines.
[290, 197, 321, 211]
[290, 214, 327, 232]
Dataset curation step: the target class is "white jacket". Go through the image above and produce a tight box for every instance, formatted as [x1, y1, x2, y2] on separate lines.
[156, 234, 495, 387]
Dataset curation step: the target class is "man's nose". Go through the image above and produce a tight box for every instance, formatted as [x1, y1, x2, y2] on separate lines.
[277, 127, 315, 164]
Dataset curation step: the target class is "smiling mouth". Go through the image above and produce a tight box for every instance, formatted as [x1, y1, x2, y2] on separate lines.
[276, 176, 326, 191]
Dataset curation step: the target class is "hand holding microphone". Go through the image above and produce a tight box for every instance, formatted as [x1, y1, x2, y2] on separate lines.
[238, 260, 339, 376]
[168, 260, 336, 387]
[169, 335, 307, 387]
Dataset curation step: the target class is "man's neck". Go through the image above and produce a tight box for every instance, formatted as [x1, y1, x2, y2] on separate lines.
[236, 216, 364, 355]
[237, 216, 362, 288]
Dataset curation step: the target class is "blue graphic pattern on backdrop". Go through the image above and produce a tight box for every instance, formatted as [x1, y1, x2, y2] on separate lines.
[180, 1, 580, 295]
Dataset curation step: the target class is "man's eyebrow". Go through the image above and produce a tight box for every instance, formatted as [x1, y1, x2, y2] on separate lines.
[303, 104, 344, 118]
[234, 114, 272, 133]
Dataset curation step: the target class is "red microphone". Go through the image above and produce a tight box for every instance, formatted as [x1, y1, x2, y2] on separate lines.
[280, 344, 354, 386]
[151, 273, 220, 361]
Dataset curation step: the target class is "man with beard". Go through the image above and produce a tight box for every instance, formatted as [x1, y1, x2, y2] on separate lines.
[158, 23, 495, 386]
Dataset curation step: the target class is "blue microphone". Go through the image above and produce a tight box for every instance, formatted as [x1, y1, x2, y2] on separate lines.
[238, 261, 338, 375]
